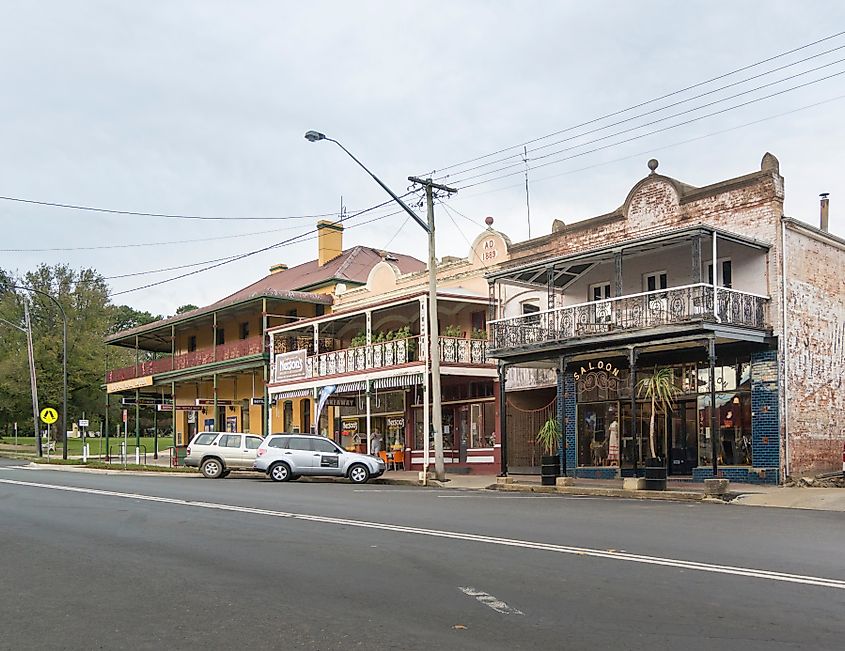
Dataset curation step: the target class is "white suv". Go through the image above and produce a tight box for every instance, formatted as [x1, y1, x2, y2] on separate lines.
[254, 434, 385, 484]
[185, 431, 264, 478]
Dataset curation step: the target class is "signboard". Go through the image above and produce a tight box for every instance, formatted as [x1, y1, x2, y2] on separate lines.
[40, 408, 58, 425]
[386, 417, 405, 429]
[156, 404, 197, 411]
[251, 397, 265, 406]
[122, 409, 128, 423]
[78, 419, 90, 427]
[107, 375, 154, 394]
[341, 420, 358, 432]
[195, 399, 236, 406]
[325, 397, 355, 407]
[122, 397, 172, 406]
[274, 349, 308, 381]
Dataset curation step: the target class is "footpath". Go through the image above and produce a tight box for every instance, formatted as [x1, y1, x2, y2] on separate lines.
[4, 451, 844, 512]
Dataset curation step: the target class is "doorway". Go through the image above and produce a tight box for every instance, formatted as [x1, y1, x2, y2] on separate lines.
[668, 401, 697, 475]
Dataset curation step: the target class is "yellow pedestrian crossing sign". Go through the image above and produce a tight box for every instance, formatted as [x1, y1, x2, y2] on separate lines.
[40, 407, 58, 424]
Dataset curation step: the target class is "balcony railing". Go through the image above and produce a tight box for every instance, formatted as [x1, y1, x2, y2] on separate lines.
[490, 284, 769, 351]
[297, 335, 492, 381]
[106, 336, 265, 383]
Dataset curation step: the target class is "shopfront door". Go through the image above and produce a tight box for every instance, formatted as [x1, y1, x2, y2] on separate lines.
[668, 401, 697, 475]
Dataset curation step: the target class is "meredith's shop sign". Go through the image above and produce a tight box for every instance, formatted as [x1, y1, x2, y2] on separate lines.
[274, 350, 308, 381]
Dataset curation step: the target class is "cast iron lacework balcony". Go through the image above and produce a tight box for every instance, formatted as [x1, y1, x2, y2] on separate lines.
[302, 336, 491, 380]
[490, 284, 769, 351]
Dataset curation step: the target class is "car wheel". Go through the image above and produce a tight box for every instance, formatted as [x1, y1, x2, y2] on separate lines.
[269, 462, 291, 482]
[201, 458, 224, 479]
[348, 463, 370, 484]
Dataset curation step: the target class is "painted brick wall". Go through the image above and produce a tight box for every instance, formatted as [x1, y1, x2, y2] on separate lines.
[784, 225, 845, 475]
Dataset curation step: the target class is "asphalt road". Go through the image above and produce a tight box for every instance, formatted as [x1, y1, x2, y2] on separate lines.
[1, 458, 843, 650]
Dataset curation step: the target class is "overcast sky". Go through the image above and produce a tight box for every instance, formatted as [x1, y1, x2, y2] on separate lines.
[2, 1, 844, 316]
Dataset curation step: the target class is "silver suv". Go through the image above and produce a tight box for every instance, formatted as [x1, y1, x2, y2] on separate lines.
[254, 434, 385, 484]
[185, 431, 264, 479]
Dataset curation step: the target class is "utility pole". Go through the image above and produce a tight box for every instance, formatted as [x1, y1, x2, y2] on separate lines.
[408, 176, 457, 481]
[24, 303, 42, 457]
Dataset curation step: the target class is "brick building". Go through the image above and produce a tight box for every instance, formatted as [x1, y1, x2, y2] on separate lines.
[488, 154, 844, 483]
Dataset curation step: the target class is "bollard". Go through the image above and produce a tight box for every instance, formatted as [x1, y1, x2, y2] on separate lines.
[135, 447, 140, 465]
[82, 444, 89, 463]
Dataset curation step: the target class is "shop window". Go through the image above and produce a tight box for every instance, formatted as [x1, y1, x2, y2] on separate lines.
[188, 335, 197, 353]
[240, 322, 250, 340]
[215, 327, 225, 346]
[697, 392, 752, 466]
[577, 402, 619, 467]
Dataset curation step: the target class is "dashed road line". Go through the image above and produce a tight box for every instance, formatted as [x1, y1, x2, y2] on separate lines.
[458, 587, 523, 615]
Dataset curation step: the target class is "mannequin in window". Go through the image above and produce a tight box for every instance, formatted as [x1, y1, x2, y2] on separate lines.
[607, 419, 619, 466]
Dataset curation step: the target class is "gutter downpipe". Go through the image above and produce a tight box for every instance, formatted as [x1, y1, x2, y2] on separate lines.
[780, 217, 790, 479]
[712, 231, 721, 324]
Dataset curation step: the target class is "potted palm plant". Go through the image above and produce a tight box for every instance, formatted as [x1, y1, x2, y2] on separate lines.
[537, 417, 562, 486]
[636, 367, 680, 490]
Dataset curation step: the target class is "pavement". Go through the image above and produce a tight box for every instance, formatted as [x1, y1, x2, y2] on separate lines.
[1, 456, 844, 650]
[5, 449, 845, 511]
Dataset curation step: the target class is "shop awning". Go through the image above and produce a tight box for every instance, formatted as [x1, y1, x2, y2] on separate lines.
[372, 373, 423, 390]
[273, 388, 312, 399]
[334, 380, 367, 393]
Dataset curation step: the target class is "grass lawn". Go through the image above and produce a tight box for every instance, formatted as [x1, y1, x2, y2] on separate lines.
[0, 436, 175, 457]
[30, 458, 197, 473]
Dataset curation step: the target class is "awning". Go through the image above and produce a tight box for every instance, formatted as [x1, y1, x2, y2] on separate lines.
[372, 373, 424, 390]
[272, 388, 312, 399]
[334, 380, 367, 393]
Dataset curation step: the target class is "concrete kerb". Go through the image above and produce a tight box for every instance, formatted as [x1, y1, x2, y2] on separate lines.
[490, 483, 708, 502]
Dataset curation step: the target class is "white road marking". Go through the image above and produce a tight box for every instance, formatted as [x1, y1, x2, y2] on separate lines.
[459, 587, 523, 615]
[2, 477, 844, 592]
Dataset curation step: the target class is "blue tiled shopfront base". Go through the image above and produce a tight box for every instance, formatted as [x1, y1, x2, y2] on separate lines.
[575, 467, 620, 479]
[692, 466, 779, 484]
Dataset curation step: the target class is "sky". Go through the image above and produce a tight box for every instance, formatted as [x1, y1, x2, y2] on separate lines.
[2, 1, 844, 316]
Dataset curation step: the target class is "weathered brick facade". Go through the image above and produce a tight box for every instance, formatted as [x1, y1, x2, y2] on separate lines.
[784, 222, 845, 475]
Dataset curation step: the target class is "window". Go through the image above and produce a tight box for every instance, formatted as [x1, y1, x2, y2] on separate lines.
[312, 439, 339, 453]
[268, 437, 289, 449]
[240, 322, 250, 340]
[589, 282, 611, 302]
[289, 436, 313, 451]
[707, 259, 733, 288]
[283, 401, 293, 431]
[215, 327, 225, 346]
[644, 272, 667, 292]
[316, 304, 325, 317]
[521, 301, 540, 325]
[245, 436, 262, 450]
[219, 434, 241, 448]
[188, 335, 197, 353]
[193, 433, 216, 445]
[471, 310, 487, 332]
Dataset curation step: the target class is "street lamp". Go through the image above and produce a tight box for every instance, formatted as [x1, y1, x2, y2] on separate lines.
[1, 283, 69, 460]
[305, 130, 447, 480]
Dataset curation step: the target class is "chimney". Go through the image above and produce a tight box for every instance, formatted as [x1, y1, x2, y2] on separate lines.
[269, 263, 288, 274]
[820, 193, 829, 232]
[317, 220, 344, 266]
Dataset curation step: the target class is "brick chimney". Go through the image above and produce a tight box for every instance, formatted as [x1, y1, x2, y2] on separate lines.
[317, 220, 344, 266]
[269, 263, 288, 274]
[820, 193, 829, 232]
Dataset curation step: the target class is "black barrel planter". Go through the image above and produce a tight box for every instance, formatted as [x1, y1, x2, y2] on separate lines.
[644, 457, 667, 491]
[541, 455, 560, 486]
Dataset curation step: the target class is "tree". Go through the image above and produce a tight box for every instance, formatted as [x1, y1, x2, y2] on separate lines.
[174, 304, 199, 315]
[636, 368, 681, 460]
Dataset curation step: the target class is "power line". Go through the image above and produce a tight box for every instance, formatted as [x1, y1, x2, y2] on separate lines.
[454, 93, 845, 201]
[109, 209, 404, 296]
[0, 225, 305, 252]
[422, 29, 845, 177]
[437, 201, 489, 270]
[436, 43, 845, 182]
[454, 69, 845, 190]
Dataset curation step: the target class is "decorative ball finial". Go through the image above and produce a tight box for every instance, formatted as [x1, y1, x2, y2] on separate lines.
[647, 159, 659, 173]
[484, 216, 494, 226]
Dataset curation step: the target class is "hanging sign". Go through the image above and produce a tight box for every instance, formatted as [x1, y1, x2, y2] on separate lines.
[573, 359, 621, 381]
[342, 420, 358, 432]
[195, 399, 236, 406]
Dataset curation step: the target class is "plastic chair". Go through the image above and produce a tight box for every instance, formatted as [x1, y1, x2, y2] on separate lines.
[390, 450, 404, 470]
[378, 451, 389, 466]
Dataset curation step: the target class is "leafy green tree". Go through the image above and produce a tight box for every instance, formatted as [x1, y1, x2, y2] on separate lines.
[174, 304, 199, 315]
